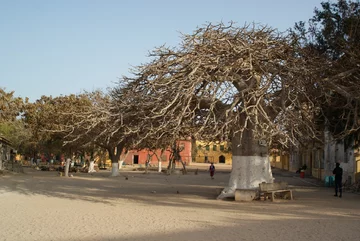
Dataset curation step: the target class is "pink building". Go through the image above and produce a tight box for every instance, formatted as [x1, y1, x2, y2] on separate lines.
[122, 140, 192, 166]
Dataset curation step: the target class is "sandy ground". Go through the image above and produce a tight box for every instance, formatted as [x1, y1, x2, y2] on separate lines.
[1, 165, 359, 241]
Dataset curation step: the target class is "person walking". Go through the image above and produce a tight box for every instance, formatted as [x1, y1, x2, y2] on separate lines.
[333, 162, 343, 198]
[209, 163, 215, 179]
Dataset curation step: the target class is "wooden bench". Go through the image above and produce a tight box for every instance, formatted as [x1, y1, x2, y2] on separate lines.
[259, 182, 293, 201]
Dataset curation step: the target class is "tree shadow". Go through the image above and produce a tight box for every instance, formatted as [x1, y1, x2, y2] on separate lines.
[44, 213, 359, 241]
[0, 168, 359, 214]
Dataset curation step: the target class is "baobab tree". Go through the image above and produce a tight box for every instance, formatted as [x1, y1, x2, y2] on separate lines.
[115, 22, 328, 198]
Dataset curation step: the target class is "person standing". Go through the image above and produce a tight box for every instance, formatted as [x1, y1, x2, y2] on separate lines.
[209, 163, 215, 179]
[333, 162, 343, 198]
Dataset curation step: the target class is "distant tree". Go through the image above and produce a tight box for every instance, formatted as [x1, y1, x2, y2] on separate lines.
[0, 88, 30, 151]
[23, 95, 77, 160]
[27, 91, 134, 176]
[0, 88, 24, 122]
[0, 120, 31, 154]
[0, 88, 28, 170]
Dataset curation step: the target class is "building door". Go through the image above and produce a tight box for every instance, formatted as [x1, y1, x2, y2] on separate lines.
[133, 155, 139, 164]
[219, 155, 225, 163]
[204, 156, 208, 163]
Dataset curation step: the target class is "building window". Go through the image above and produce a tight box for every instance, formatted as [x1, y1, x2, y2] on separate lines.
[220, 145, 225, 151]
[213, 145, 217, 151]
[198, 145, 202, 150]
[205, 145, 210, 151]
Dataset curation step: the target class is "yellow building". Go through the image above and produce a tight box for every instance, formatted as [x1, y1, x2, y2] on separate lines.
[194, 141, 232, 165]
[269, 153, 290, 171]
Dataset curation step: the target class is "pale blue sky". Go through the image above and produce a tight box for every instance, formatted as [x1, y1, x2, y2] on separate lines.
[0, 0, 324, 101]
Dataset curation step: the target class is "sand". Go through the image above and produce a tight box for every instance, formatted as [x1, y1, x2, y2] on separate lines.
[0, 165, 359, 241]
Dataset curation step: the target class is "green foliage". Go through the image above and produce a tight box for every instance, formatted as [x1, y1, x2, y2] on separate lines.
[23, 94, 94, 155]
[310, 0, 360, 59]
[0, 88, 24, 122]
[292, 0, 360, 139]
[0, 120, 31, 152]
[0, 88, 32, 153]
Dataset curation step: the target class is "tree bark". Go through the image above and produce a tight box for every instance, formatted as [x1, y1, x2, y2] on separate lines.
[64, 158, 71, 177]
[111, 162, 119, 176]
[217, 129, 274, 199]
[175, 150, 187, 174]
[158, 161, 162, 172]
[167, 153, 173, 173]
[145, 154, 150, 174]
[167, 152, 177, 174]
[108, 144, 123, 177]
[153, 151, 163, 173]
[88, 160, 96, 173]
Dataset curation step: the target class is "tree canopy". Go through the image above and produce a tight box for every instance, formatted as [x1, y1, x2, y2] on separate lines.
[113, 23, 327, 150]
[293, 0, 360, 139]
[0, 88, 28, 152]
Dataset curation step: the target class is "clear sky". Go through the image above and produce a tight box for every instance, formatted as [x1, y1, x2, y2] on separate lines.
[0, 0, 324, 101]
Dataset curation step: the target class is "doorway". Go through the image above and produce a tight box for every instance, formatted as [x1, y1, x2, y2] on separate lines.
[204, 156, 208, 163]
[219, 155, 225, 164]
[133, 155, 139, 164]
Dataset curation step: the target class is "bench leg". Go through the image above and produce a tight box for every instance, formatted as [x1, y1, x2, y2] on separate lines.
[263, 191, 293, 201]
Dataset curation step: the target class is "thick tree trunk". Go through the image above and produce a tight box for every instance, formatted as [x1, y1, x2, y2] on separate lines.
[167, 153, 174, 173]
[145, 154, 150, 174]
[158, 161, 162, 172]
[153, 151, 163, 173]
[88, 160, 96, 173]
[64, 158, 71, 177]
[109, 155, 119, 177]
[217, 129, 274, 199]
[111, 162, 119, 175]
[168, 158, 176, 173]
[108, 144, 123, 177]
[176, 153, 187, 174]
[167, 144, 184, 174]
